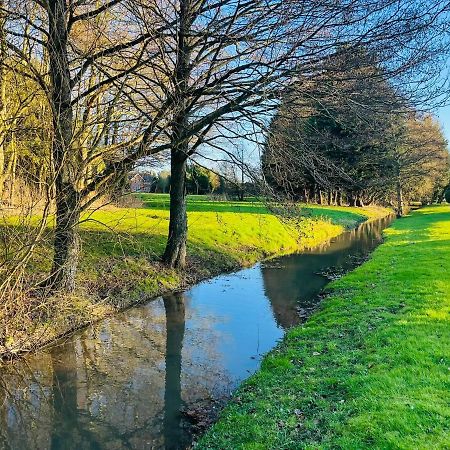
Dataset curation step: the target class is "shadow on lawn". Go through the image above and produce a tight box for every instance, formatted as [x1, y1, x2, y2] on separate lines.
[390, 209, 450, 242]
[137, 194, 271, 214]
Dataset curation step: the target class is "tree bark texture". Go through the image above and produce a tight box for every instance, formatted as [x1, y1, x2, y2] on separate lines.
[47, 0, 79, 291]
[163, 0, 192, 269]
[163, 149, 188, 268]
[0, 1, 6, 200]
[396, 178, 405, 217]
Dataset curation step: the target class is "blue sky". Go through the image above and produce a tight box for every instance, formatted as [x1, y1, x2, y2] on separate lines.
[436, 105, 450, 143]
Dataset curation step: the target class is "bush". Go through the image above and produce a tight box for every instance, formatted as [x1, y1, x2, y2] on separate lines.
[445, 188, 450, 203]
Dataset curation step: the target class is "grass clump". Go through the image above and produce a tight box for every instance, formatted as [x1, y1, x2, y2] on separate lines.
[197, 205, 450, 450]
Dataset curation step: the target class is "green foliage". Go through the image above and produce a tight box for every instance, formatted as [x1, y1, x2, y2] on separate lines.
[186, 164, 220, 194]
[445, 187, 450, 203]
[156, 170, 171, 193]
[262, 47, 449, 208]
[262, 47, 399, 204]
[198, 206, 450, 449]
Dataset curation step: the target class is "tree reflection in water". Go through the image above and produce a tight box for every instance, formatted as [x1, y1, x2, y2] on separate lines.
[0, 290, 231, 449]
[261, 216, 391, 329]
[163, 293, 187, 450]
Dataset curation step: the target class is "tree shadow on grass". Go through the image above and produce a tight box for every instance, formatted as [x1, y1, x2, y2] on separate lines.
[388, 208, 450, 243]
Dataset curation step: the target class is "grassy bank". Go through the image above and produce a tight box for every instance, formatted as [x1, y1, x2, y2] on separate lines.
[0, 195, 388, 359]
[198, 205, 450, 449]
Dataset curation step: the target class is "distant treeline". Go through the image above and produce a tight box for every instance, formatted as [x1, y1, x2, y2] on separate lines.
[262, 49, 450, 216]
[127, 164, 258, 199]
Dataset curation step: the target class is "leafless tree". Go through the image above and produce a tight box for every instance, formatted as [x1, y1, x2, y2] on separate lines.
[2, 0, 450, 292]
[0, 0, 6, 199]
[127, 0, 450, 269]
[1, 0, 172, 291]
[389, 114, 449, 216]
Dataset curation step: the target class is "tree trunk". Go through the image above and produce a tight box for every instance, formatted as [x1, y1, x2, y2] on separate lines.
[304, 188, 309, 203]
[396, 179, 404, 217]
[48, 189, 81, 291]
[0, 2, 6, 201]
[6, 129, 16, 204]
[163, 0, 192, 269]
[238, 186, 244, 202]
[239, 160, 245, 201]
[356, 195, 364, 207]
[163, 149, 188, 269]
[46, 0, 79, 292]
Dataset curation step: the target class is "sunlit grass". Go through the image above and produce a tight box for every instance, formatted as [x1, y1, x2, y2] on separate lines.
[198, 205, 450, 449]
[0, 194, 389, 358]
[76, 195, 386, 297]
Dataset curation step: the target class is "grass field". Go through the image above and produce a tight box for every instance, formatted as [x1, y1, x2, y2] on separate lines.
[197, 205, 450, 449]
[0, 194, 388, 358]
[77, 195, 387, 301]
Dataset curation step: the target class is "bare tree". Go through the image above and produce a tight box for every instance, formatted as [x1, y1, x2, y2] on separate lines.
[2, 0, 450, 292]
[0, 0, 6, 200]
[128, 0, 450, 269]
[389, 114, 449, 216]
[1, 0, 170, 291]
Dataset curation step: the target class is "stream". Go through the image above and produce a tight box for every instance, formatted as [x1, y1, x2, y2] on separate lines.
[0, 215, 393, 450]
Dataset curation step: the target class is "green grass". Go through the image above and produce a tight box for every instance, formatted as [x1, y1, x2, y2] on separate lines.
[0, 194, 388, 358]
[197, 205, 450, 449]
[76, 195, 384, 302]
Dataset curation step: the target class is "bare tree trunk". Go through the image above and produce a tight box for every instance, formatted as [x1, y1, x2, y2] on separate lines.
[0, 1, 6, 201]
[7, 128, 16, 204]
[239, 157, 245, 201]
[46, 0, 79, 292]
[49, 190, 81, 291]
[304, 188, 309, 203]
[396, 178, 405, 217]
[357, 195, 365, 207]
[318, 189, 324, 205]
[163, 148, 188, 269]
[163, 0, 192, 269]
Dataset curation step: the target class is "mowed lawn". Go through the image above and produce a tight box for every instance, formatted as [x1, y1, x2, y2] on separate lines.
[198, 205, 450, 449]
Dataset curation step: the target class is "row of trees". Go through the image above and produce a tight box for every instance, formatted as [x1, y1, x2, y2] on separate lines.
[263, 49, 450, 216]
[1, 0, 450, 295]
[128, 164, 253, 197]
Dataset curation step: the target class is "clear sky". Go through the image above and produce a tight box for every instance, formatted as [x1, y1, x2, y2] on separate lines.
[436, 105, 450, 143]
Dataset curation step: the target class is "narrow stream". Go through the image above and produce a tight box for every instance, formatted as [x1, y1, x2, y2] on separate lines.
[0, 216, 393, 450]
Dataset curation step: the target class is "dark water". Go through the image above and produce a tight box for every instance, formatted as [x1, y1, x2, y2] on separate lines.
[0, 216, 393, 450]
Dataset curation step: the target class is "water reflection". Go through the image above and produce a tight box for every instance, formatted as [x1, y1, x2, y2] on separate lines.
[0, 216, 393, 450]
[163, 294, 186, 450]
[262, 216, 391, 328]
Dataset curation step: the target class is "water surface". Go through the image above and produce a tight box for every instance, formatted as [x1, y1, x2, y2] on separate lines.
[0, 216, 392, 449]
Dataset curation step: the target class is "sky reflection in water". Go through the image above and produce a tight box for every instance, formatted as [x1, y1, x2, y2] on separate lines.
[0, 216, 392, 450]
